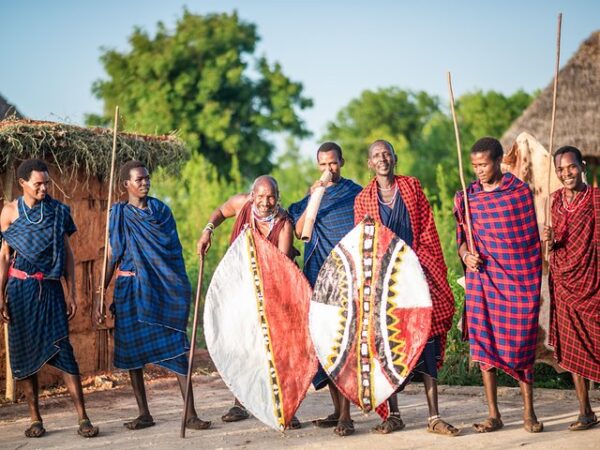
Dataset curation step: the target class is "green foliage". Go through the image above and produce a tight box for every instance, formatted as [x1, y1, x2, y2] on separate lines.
[89, 9, 312, 179]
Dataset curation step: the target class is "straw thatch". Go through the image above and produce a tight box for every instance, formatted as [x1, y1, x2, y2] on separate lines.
[501, 31, 600, 161]
[0, 119, 188, 179]
[0, 95, 21, 120]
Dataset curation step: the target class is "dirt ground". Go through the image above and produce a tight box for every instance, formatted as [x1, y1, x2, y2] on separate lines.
[0, 372, 599, 450]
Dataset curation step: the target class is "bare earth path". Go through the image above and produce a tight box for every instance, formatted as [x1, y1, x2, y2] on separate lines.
[1, 374, 598, 449]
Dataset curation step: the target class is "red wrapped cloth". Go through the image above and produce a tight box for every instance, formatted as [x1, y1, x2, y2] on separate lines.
[549, 186, 600, 382]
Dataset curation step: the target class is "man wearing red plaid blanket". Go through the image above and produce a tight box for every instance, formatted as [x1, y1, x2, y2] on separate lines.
[354, 140, 458, 436]
[455, 137, 543, 433]
[543, 145, 600, 431]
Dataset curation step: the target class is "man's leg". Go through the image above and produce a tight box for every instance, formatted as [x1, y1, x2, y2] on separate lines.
[568, 373, 599, 430]
[21, 374, 45, 437]
[573, 374, 593, 417]
[124, 368, 155, 429]
[423, 374, 459, 436]
[62, 372, 99, 437]
[333, 389, 354, 436]
[474, 369, 503, 432]
[372, 393, 404, 434]
[175, 373, 211, 429]
[313, 380, 342, 427]
[519, 380, 543, 432]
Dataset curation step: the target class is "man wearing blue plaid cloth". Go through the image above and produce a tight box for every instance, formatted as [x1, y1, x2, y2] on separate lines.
[289, 142, 362, 437]
[0, 159, 99, 439]
[94, 160, 210, 431]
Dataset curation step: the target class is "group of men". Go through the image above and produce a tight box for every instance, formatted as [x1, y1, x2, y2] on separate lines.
[0, 136, 597, 440]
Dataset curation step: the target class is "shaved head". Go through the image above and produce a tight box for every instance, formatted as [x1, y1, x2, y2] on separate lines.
[368, 139, 396, 158]
[251, 175, 279, 196]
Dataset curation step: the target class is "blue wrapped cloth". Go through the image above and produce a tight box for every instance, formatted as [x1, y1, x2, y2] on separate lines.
[3, 196, 79, 379]
[289, 178, 362, 286]
[289, 178, 362, 390]
[109, 197, 191, 374]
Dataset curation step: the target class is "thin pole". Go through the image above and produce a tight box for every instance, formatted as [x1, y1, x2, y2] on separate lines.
[545, 13, 562, 258]
[447, 72, 475, 254]
[181, 257, 205, 438]
[99, 106, 119, 317]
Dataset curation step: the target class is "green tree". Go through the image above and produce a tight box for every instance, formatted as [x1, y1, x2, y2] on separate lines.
[88, 10, 312, 179]
[323, 88, 441, 185]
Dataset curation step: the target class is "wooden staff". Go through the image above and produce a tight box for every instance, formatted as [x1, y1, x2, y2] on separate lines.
[300, 170, 332, 241]
[545, 13, 562, 258]
[180, 256, 205, 438]
[99, 106, 119, 319]
[447, 72, 475, 254]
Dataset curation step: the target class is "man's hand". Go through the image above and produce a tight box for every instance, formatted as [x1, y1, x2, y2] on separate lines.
[309, 179, 325, 195]
[197, 230, 212, 256]
[463, 252, 483, 272]
[542, 225, 554, 243]
[65, 295, 77, 321]
[0, 296, 10, 324]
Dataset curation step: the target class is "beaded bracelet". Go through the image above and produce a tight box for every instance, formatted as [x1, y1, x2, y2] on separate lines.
[204, 222, 215, 234]
[461, 252, 470, 264]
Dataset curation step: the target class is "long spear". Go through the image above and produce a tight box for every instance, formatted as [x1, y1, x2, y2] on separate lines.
[447, 72, 475, 255]
[545, 13, 562, 258]
[99, 106, 119, 320]
[180, 256, 206, 438]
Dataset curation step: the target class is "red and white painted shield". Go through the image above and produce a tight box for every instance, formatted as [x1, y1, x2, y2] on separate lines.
[204, 228, 317, 430]
[309, 218, 432, 412]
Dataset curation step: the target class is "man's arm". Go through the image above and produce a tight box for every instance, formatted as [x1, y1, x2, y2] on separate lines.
[94, 241, 116, 324]
[278, 220, 294, 258]
[0, 203, 18, 324]
[292, 180, 328, 239]
[197, 193, 248, 255]
[63, 235, 77, 321]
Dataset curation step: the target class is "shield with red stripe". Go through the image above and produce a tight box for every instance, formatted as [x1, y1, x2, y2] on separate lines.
[204, 228, 317, 430]
[309, 218, 432, 412]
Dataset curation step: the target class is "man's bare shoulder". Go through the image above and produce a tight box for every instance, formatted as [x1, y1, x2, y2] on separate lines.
[0, 200, 18, 231]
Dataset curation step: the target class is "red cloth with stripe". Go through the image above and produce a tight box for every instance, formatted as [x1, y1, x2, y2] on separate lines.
[355, 176, 455, 420]
[549, 186, 600, 383]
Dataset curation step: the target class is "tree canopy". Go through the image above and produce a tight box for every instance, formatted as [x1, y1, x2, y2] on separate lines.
[88, 10, 312, 179]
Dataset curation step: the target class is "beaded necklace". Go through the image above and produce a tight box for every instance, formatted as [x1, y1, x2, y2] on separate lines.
[252, 205, 280, 237]
[21, 198, 44, 225]
[561, 185, 589, 213]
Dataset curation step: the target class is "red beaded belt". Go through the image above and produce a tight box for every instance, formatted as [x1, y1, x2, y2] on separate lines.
[116, 270, 136, 277]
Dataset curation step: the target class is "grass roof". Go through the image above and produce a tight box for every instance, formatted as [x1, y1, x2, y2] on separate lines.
[501, 31, 600, 159]
[0, 119, 188, 179]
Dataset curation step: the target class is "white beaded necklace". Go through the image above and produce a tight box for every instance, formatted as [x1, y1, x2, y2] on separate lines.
[21, 199, 44, 225]
[377, 186, 398, 207]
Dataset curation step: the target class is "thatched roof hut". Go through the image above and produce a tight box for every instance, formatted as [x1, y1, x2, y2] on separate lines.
[0, 95, 21, 120]
[0, 120, 187, 397]
[501, 31, 600, 172]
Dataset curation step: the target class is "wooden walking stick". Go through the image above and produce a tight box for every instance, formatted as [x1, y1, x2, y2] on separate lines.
[180, 256, 205, 438]
[96, 106, 119, 371]
[447, 72, 475, 255]
[544, 13, 562, 259]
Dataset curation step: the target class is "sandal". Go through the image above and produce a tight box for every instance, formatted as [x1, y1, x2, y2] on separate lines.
[312, 413, 339, 428]
[473, 417, 503, 433]
[334, 419, 355, 437]
[24, 421, 46, 438]
[523, 418, 543, 433]
[569, 413, 599, 431]
[286, 415, 302, 430]
[221, 405, 250, 422]
[124, 415, 155, 430]
[427, 417, 460, 436]
[78, 419, 99, 438]
[186, 415, 212, 430]
[372, 413, 405, 434]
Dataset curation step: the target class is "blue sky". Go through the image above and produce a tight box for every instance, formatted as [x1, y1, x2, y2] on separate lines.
[2, 1, 598, 156]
